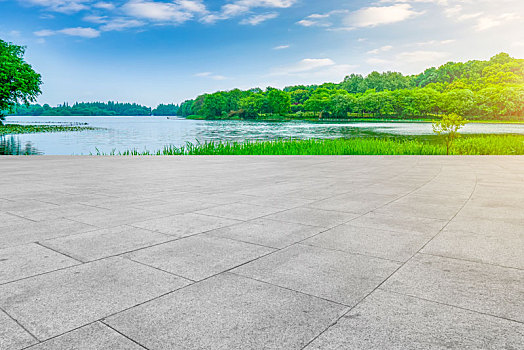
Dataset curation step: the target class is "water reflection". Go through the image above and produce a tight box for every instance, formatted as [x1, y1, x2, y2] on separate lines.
[3, 116, 524, 155]
[0, 136, 42, 155]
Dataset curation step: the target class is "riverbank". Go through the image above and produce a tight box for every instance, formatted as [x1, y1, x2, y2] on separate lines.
[97, 134, 524, 156]
[184, 115, 524, 124]
[0, 124, 98, 136]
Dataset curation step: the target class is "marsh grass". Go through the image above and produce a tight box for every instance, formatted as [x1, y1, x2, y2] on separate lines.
[98, 135, 524, 156]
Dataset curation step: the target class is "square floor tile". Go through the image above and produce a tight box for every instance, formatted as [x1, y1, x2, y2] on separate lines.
[233, 244, 400, 305]
[105, 273, 347, 350]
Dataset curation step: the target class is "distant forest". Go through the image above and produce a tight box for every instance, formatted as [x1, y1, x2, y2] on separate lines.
[11, 53, 524, 120]
[12, 102, 179, 116]
[178, 53, 524, 120]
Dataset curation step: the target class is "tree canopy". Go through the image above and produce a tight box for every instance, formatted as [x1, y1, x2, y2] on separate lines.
[179, 53, 524, 120]
[14, 101, 152, 116]
[0, 39, 42, 123]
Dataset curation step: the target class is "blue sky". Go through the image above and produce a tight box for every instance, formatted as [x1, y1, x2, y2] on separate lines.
[1, 0, 523, 106]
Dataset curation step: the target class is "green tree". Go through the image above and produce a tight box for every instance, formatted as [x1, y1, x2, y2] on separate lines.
[266, 89, 291, 115]
[432, 113, 467, 155]
[0, 39, 42, 124]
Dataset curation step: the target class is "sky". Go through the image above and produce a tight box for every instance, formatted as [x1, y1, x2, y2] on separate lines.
[1, 0, 524, 106]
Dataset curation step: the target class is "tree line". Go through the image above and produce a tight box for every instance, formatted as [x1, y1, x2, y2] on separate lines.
[12, 102, 180, 116]
[178, 53, 524, 120]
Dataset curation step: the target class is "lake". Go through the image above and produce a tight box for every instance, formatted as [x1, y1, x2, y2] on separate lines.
[3, 116, 524, 155]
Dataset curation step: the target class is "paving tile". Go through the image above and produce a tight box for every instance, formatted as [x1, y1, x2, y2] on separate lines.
[308, 193, 397, 214]
[125, 235, 274, 281]
[210, 218, 324, 249]
[41, 225, 173, 262]
[0, 309, 37, 350]
[233, 244, 400, 305]
[105, 273, 347, 350]
[0, 257, 190, 340]
[304, 224, 432, 262]
[422, 227, 524, 269]
[28, 322, 146, 350]
[131, 213, 240, 237]
[241, 195, 316, 209]
[196, 203, 283, 221]
[349, 212, 448, 235]
[264, 207, 358, 228]
[0, 243, 78, 284]
[374, 201, 460, 220]
[140, 200, 218, 215]
[305, 290, 524, 350]
[12, 204, 110, 222]
[0, 219, 96, 249]
[0, 212, 32, 228]
[0, 199, 58, 214]
[382, 254, 524, 322]
[68, 208, 167, 228]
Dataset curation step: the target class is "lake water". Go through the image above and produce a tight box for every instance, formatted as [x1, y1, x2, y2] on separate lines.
[3, 116, 524, 155]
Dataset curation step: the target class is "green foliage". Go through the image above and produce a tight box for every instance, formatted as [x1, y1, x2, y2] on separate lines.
[100, 135, 524, 156]
[432, 113, 467, 154]
[13, 101, 152, 116]
[152, 104, 179, 116]
[178, 53, 524, 121]
[0, 39, 42, 124]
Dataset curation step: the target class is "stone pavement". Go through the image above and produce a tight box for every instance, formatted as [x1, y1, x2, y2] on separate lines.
[0, 156, 523, 349]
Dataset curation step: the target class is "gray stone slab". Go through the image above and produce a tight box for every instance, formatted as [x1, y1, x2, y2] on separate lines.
[382, 254, 524, 322]
[233, 244, 400, 305]
[0, 309, 37, 350]
[307, 192, 397, 214]
[0, 212, 31, 228]
[349, 212, 448, 235]
[105, 273, 348, 350]
[67, 208, 167, 228]
[210, 218, 324, 249]
[374, 200, 460, 220]
[12, 204, 111, 222]
[40, 225, 173, 262]
[0, 219, 97, 249]
[196, 203, 283, 221]
[125, 235, 274, 281]
[28, 322, 146, 350]
[422, 226, 524, 269]
[131, 213, 240, 237]
[264, 207, 359, 228]
[0, 199, 58, 214]
[138, 199, 218, 215]
[304, 224, 432, 262]
[241, 195, 316, 209]
[305, 289, 524, 350]
[0, 243, 78, 284]
[0, 257, 190, 340]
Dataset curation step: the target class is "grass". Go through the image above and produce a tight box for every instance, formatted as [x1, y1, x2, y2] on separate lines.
[96, 134, 524, 156]
[0, 124, 98, 136]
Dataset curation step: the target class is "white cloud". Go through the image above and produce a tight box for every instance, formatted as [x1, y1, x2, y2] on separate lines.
[240, 12, 278, 25]
[100, 18, 145, 31]
[195, 72, 228, 80]
[123, 0, 195, 22]
[93, 1, 114, 10]
[272, 58, 337, 75]
[22, 0, 90, 13]
[475, 13, 520, 31]
[367, 45, 393, 54]
[273, 44, 290, 50]
[34, 26, 101, 38]
[344, 4, 423, 28]
[203, 0, 297, 24]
